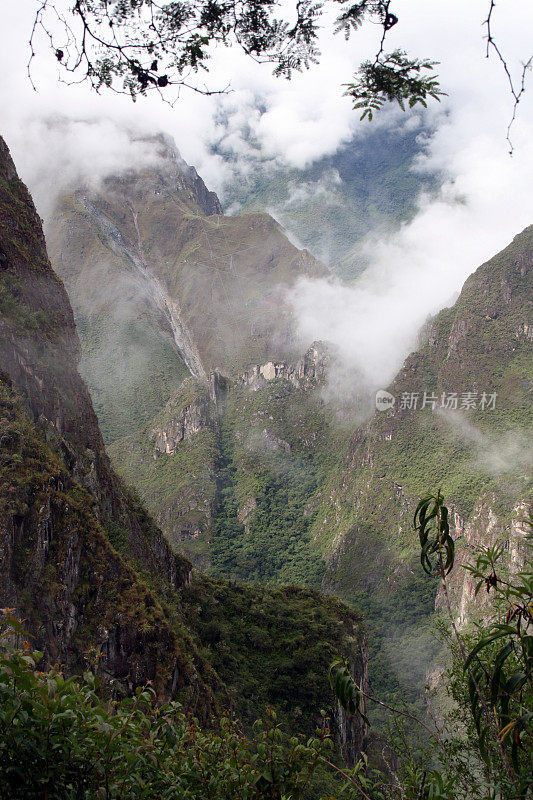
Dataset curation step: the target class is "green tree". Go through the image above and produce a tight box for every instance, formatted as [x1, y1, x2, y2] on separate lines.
[0, 611, 332, 799]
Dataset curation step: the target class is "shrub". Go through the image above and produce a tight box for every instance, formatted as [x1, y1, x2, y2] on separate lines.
[0, 613, 330, 800]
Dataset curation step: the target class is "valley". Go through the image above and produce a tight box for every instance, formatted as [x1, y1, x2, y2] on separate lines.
[1, 0, 532, 792]
[0, 122, 531, 796]
[45, 135, 532, 734]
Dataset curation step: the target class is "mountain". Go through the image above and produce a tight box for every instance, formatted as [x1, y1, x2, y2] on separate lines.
[46, 136, 338, 572]
[0, 134, 367, 761]
[47, 134, 325, 405]
[218, 125, 439, 279]
[43, 131, 531, 730]
[311, 226, 532, 709]
[0, 135, 218, 715]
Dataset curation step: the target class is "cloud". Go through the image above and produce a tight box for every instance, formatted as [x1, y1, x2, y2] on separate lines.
[285, 168, 342, 207]
[438, 411, 533, 476]
[289, 138, 533, 397]
[0, 0, 404, 201]
[285, 1, 533, 398]
[1, 0, 532, 407]
[4, 117, 167, 219]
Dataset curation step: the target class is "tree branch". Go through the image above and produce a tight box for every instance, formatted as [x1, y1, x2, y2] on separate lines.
[484, 0, 533, 154]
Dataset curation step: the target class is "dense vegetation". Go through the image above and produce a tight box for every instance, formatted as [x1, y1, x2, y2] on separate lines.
[180, 576, 364, 735]
[0, 614, 334, 800]
[209, 400, 328, 586]
[1, 495, 530, 800]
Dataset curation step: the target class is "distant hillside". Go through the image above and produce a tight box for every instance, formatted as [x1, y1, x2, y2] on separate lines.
[47, 135, 326, 444]
[46, 136, 337, 569]
[311, 226, 533, 715]
[218, 125, 439, 279]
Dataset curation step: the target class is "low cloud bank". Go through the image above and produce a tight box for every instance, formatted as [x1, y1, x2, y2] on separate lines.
[288, 54, 533, 399]
[1, 0, 532, 410]
[439, 411, 533, 477]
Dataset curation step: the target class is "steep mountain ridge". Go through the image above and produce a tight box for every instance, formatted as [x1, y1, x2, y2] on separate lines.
[0, 134, 367, 759]
[311, 226, 532, 707]
[0, 134, 220, 716]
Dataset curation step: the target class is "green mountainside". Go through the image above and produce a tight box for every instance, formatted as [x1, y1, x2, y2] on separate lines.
[44, 132, 531, 740]
[0, 133, 368, 764]
[311, 227, 533, 715]
[47, 135, 326, 421]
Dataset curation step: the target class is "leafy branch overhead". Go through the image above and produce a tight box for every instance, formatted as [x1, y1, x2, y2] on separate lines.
[345, 51, 445, 121]
[30, 0, 443, 114]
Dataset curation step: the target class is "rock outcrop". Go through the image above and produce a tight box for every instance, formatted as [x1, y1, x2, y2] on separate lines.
[241, 341, 330, 390]
[443, 499, 530, 628]
[151, 379, 214, 456]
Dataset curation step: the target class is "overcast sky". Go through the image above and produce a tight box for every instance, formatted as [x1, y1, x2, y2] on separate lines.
[1, 0, 532, 392]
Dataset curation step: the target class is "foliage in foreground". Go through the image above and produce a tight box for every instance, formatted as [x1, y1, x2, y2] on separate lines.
[0, 613, 331, 800]
[31, 0, 442, 119]
[330, 492, 533, 799]
[1, 491, 531, 799]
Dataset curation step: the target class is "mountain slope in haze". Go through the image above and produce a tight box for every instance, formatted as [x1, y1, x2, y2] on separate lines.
[311, 226, 532, 712]
[47, 134, 531, 598]
[219, 125, 439, 280]
[47, 134, 326, 440]
[109, 343, 343, 572]
[47, 137, 338, 566]
[0, 134, 368, 758]
[0, 134, 220, 717]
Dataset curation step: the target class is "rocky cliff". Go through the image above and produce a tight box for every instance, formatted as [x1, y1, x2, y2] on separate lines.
[0, 134, 220, 716]
[240, 341, 330, 390]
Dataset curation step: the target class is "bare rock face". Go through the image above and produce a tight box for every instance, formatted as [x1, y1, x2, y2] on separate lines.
[333, 641, 369, 766]
[152, 379, 214, 456]
[241, 340, 330, 390]
[443, 499, 531, 628]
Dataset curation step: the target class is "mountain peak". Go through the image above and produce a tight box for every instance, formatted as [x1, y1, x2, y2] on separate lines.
[110, 131, 223, 216]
